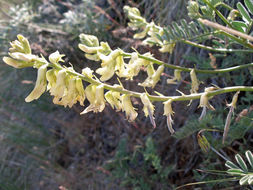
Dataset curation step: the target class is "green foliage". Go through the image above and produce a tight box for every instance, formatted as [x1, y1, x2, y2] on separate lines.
[226, 150, 253, 185]
[105, 137, 174, 189]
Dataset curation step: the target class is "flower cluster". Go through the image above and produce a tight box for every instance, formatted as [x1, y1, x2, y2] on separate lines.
[124, 6, 176, 54]
[78, 34, 164, 88]
[3, 34, 247, 142]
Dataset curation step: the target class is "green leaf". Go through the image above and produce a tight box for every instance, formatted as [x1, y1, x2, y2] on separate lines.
[235, 154, 248, 172]
[239, 174, 250, 185]
[248, 175, 253, 184]
[245, 150, 253, 169]
[245, 0, 253, 15]
[237, 2, 251, 24]
[226, 168, 245, 176]
[225, 160, 240, 169]
[231, 21, 247, 33]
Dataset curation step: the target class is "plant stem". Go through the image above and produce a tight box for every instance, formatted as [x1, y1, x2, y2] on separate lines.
[202, 0, 233, 28]
[49, 60, 253, 103]
[121, 52, 253, 74]
[181, 39, 253, 53]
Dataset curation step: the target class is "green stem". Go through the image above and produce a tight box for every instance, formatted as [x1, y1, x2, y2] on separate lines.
[215, 2, 234, 11]
[49, 61, 253, 102]
[181, 39, 253, 53]
[121, 52, 253, 74]
[175, 177, 239, 190]
[202, 0, 233, 28]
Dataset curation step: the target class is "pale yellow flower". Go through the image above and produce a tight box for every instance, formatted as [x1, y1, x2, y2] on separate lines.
[163, 99, 175, 134]
[3, 57, 33, 68]
[105, 91, 122, 111]
[139, 64, 164, 88]
[25, 64, 48, 102]
[81, 84, 105, 114]
[121, 94, 138, 122]
[140, 93, 156, 128]
[50, 69, 67, 104]
[49, 51, 65, 64]
[190, 69, 199, 93]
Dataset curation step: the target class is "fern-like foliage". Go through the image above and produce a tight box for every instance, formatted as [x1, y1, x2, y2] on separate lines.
[226, 150, 253, 185]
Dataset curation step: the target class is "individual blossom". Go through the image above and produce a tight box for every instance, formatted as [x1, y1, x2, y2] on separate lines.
[105, 91, 122, 111]
[167, 69, 182, 84]
[140, 93, 156, 128]
[139, 64, 164, 88]
[223, 91, 240, 144]
[198, 89, 215, 121]
[190, 69, 199, 93]
[3, 57, 33, 68]
[159, 41, 176, 54]
[50, 69, 68, 104]
[75, 78, 85, 106]
[163, 99, 175, 134]
[121, 94, 138, 122]
[49, 51, 65, 65]
[96, 49, 121, 81]
[25, 64, 48, 102]
[82, 67, 94, 78]
[9, 52, 38, 62]
[81, 84, 105, 114]
[78, 34, 101, 54]
[46, 69, 58, 91]
[57, 77, 77, 108]
[9, 34, 31, 54]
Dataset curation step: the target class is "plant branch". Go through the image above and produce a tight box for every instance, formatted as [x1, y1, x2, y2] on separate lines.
[48, 60, 253, 103]
[121, 52, 253, 74]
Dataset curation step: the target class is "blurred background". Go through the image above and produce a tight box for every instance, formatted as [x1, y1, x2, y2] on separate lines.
[0, 0, 252, 189]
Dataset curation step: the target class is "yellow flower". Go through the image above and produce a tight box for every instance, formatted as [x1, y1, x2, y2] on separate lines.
[9, 34, 31, 54]
[139, 64, 164, 88]
[81, 84, 105, 114]
[223, 91, 240, 144]
[190, 69, 199, 93]
[163, 99, 175, 134]
[3, 57, 33, 68]
[49, 51, 65, 64]
[140, 93, 156, 128]
[105, 91, 122, 111]
[9, 52, 37, 62]
[96, 50, 121, 81]
[50, 69, 67, 104]
[159, 42, 176, 54]
[75, 78, 85, 106]
[121, 94, 138, 122]
[198, 91, 215, 121]
[25, 64, 48, 102]
[46, 69, 58, 91]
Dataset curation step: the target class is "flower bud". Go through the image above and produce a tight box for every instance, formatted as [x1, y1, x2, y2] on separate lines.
[121, 94, 138, 122]
[9, 52, 37, 62]
[49, 51, 65, 64]
[25, 64, 48, 102]
[17, 34, 31, 54]
[190, 69, 199, 93]
[79, 33, 99, 47]
[82, 67, 94, 78]
[187, 1, 201, 19]
[159, 42, 176, 53]
[3, 57, 33, 68]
